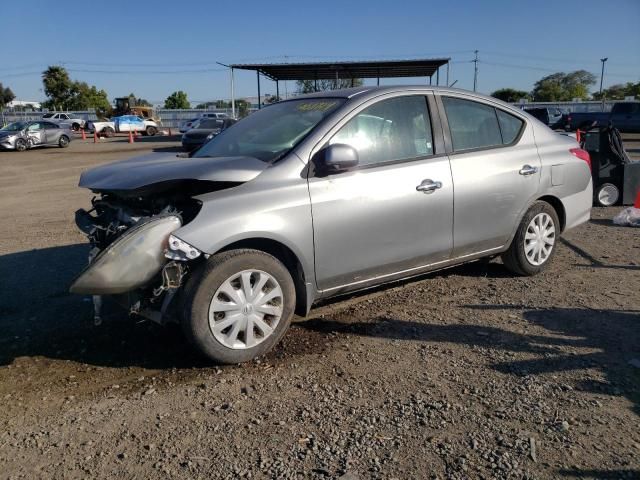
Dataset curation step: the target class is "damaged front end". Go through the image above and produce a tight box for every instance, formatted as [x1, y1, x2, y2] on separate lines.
[70, 181, 215, 325]
[70, 153, 269, 325]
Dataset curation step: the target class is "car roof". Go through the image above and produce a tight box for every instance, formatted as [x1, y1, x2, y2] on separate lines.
[290, 85, 522, 114]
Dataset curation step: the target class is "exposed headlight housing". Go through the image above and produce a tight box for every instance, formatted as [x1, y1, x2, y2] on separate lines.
[69, 215, 182, 295]
[165, 234, 201, 261]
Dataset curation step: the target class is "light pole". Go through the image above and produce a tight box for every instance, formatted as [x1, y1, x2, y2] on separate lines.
[599, 57, 608, 96]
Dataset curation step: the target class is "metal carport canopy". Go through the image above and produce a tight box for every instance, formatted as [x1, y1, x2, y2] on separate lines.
[230, 58, 450, 81]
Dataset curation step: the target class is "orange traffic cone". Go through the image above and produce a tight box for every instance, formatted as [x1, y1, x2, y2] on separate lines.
[634, 188, 640, 209]
[128, 130, 134, 144]
[93, 131, 98, 143]
[81, 129, 86, 140]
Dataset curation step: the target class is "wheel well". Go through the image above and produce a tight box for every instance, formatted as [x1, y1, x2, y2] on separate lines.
[537, 195, 566, 231]
[218, 238, 308, 315]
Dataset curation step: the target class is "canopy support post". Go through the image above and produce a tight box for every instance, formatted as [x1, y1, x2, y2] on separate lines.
[276, 80, 279, 101]
[257, 70, 261, 110]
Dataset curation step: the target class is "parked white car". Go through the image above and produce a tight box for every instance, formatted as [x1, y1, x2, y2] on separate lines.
[87, 115, 160, 137]
[42, 112, 86, 131]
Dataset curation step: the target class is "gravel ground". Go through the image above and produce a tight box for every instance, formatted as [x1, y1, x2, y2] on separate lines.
[0, 135, 639, 480]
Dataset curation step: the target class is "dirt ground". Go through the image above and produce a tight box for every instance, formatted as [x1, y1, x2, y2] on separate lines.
[0, 135, 639, 480]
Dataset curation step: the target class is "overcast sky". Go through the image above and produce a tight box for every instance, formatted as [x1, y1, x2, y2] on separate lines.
[2, 0, 639, 105]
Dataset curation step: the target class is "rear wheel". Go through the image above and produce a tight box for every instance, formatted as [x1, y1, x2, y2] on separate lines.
[595, 183, 619, 207]
[145, 126, 157, 136]
[14, 138, 27, 152]
[103, 126, 115, 138]
[182, 249, 296, 364]
[58, 135, 70, 148]
[501, 201, 560, 276]
[71, 123, 80, 132]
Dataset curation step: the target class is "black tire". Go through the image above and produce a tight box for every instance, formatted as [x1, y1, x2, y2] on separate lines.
[181, 249, 296, 364]
[58, 135, 70, 148]
[103, 127, 115, 138]
[71, 123, 80, 132]
[145, 126, 157, 136]
[501, 201, 560, 276]
[14, 138, 27, 152]
[595, 183, 620, 207]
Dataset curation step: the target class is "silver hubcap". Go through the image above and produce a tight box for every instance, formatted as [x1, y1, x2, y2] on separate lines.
[598, 184, 618, 206]
[209, 269, 283, 350]
[524, 213, 555, 266]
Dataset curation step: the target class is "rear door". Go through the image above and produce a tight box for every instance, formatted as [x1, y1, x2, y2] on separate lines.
[308, 93, 454, 291]
[437, 95, 540, 257]
[43, 122, 61, 144]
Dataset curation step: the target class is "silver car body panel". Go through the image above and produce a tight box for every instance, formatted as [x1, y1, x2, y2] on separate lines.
[78, 153, 270, 190]
[75, 86, 592, 312]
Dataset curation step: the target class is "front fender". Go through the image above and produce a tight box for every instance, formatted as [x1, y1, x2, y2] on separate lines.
[173, 177, 316, 286]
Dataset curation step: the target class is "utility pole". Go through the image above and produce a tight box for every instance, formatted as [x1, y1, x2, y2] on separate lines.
[473, 50, 479, 92]
[599, 57, 608, 96]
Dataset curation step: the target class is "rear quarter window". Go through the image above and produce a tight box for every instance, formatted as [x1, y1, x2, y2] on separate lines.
[496, 110, 524, 144]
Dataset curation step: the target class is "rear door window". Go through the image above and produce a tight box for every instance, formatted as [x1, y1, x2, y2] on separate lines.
[330, 95, 434, 166]
[442, 97, 502, 151]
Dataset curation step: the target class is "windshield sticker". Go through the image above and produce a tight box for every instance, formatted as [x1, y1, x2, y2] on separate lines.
[297, 101, 338, 112]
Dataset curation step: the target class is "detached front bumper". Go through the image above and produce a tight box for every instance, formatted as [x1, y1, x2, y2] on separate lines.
[70, 215, 182, 295]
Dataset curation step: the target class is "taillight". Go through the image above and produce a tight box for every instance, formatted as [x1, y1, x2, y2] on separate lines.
[570, 147, 591, 170]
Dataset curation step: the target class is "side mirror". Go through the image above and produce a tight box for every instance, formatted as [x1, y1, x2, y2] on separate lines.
[319, 143, 359, 172]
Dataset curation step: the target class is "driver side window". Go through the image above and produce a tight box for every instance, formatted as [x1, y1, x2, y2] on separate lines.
[330, 96, 434, 166]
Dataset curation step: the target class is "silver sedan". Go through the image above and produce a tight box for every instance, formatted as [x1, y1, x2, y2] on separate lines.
[71, 86, 593, 363]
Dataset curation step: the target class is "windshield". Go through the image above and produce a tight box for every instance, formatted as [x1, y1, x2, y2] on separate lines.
[1, 122, 27, 132]
[194, 98, 345, 162]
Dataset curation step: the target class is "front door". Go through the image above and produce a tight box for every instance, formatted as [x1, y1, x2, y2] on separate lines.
[26, 122, 45, 147]
[308, 94, 454, 291]
[438, 95, 541, 256]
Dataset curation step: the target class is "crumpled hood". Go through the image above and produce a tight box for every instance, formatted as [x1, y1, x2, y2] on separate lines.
[79, 152, 269, 191]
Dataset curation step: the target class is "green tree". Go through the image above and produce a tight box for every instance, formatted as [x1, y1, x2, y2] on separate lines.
[0, 82, 16, 107]
[42, 66, 110, 113]
[164, 90, 190, 109]
[490, 88, 530, 103]
[592, 81, 640, 100]
[73, 82, 111, 116]
[531, 70, 596, 101]
[296, 78, 364, 93]
[42, 66, 75, 110]
[234, 99, 251, 118]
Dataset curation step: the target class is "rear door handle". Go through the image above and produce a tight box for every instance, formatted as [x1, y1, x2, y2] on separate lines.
[416, 179, 442, 194]
[519, 165, 538, 176]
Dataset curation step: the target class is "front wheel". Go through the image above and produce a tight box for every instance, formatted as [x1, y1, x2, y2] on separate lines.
[501, 201, 560, 276]
[103, 126, 115, 138]
[58, 135, 70, 148]
[182, 249, 296, 364]
[145, 126, 157, 136]
[14, 138, 27, 152]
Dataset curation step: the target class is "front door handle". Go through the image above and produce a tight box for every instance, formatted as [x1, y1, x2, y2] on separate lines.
[416, 179, 442, 194]
[519, 165, 538, 176]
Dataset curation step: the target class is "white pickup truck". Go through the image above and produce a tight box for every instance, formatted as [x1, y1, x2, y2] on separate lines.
[87, 115, 160, 137]
[42, 112, 86, 131]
